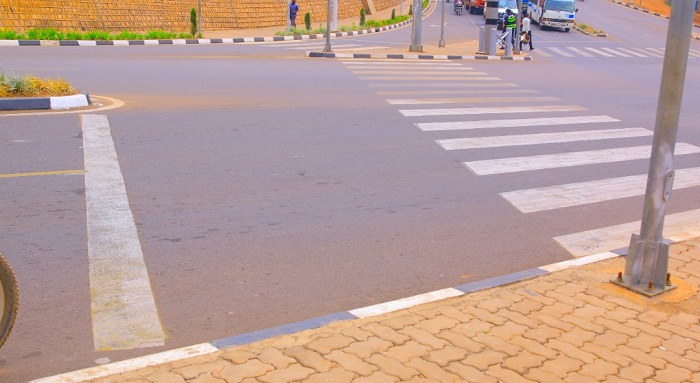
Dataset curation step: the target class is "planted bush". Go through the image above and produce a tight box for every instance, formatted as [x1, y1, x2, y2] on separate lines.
[0, 70, 78, 98]
[190, 8, 197, 36]
[360, 8, 366, 26]
[391, 8, 396, 19]
[304, 12, 311, 30]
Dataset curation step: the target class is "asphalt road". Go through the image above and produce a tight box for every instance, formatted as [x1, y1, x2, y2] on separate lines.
[1, 2, 699, 381]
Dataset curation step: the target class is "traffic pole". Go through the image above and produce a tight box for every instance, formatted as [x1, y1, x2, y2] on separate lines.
[484, 0, 498, 55]
[409, 0, 423, 52]
[439, 0, 445, 47]
[612, 0, 695, 296]
[323, 0, 332, 52]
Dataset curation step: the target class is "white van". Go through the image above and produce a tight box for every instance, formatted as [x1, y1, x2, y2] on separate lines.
[528, 0, 577, 32]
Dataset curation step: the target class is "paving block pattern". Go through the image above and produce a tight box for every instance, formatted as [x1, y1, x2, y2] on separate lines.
[82, 239, 700, 383]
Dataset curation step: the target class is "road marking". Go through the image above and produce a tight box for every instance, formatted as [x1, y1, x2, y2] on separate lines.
[82, 114, 166, 351]
[346, 65, 465, 70]
[617, 47, 648, 57]
[334, 46, 391, 51]
[639, 48, 664, 58]
[388, 96, 558, 105]
[349, 288, 463, 318]
[402, 104, 585, 117]
[689, 49, 700, 57]
[502, 167, 700, 213]
[288, 43, 361, 50]
[583, 47, 615, 57]
[554, 208, 700, 257]
[548, 47, 575, 57]
[600, 47, 632, 57]
[417, 115, 619, 131]
[437, 127, 652, 150]
[0, 169, 85, 178]
[341, 60, 462, 66]
[359, 74, 489, 81]
[368, 80, 504, 87]
[463, 143, 700, 175]
[532, 48, 552, 57]
[379, 88, 527, 95]
[351, 70, 474, 75]
[567, 47, 594, 57]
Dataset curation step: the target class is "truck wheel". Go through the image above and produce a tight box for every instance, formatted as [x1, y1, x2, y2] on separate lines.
[565, 27, 570, 32]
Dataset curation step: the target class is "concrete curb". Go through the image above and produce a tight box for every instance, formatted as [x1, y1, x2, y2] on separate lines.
[0, 93, 89, 111]
[306, 51, 533, 60]
[0, 21, 412, 48]
[29, 249, 621, 383]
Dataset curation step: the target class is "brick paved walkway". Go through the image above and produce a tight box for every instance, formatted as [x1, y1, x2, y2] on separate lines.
[79, 238, 700, 383]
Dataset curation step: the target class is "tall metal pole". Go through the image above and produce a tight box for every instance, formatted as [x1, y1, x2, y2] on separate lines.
[286, 0, 291, 33]
[409, 0, 423, 52]
[613, 0, 695, 297]
[439, 0, 445, 47]
[484, 0, 498, 55]
[400, 0, 404, 14]
[323, 0, 332, 52]
[514, 0, 522, 55]
[333, 0, 338, 31]
[197, 0, 202, 36]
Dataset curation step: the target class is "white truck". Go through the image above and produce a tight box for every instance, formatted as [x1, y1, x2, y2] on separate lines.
[528, 0, 577, 32]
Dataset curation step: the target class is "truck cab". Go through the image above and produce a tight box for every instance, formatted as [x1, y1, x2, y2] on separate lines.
[528, 0, 577, 32]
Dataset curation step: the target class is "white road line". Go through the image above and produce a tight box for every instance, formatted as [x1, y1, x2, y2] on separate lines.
[369, 81, 504, 87]
[346, 65, 468, 70]
[583, 47, 615, 57]
[617, 47, 648, 57]
[352, 70, 474, 74]
[554, 208, 700, 257]
[82, 114, 166, 351]
[417, 115, 618, 131]
[437, 127, 652, 150]
[349, 288, 464, 318]
[341, 60, 463, 66]
[334, 45, 389, 51]
[379, 88, 528, 95]
[288, 44, 360, 50]
[502, 167, 700, 214]
[600, 47, 632, 57]
[388, 96, 558, 105]
[359, 74, 489, 81]
[402, 104, 585, 117]
[639, 48, 665, 58]
[548, 47, 575, 57]
[689, 49, 700, 57]
[647, 47, 666, 55]
[532, 48, 552, 57]
[463, 143, 700, 175]
[567, 47, 594, 57]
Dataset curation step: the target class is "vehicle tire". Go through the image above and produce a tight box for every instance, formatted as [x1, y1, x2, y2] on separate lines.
[565, 27, 570, 32]
[0, 252, 19, 349]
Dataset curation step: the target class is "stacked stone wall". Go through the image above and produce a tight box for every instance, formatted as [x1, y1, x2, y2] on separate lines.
[0, 0, 401, 33]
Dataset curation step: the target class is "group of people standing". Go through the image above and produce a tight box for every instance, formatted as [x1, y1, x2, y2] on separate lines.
[503, 8, 534, 51]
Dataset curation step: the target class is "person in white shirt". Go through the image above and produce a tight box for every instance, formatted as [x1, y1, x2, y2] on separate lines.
[520, 11, 534, 51]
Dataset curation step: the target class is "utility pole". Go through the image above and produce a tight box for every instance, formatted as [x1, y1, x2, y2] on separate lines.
[484, 0, 498, 55]
[323, 0, 332, 52]
[286, 0, 291, 33]
[409, 0, 423, 52]
[612, 0, 695, 296]
[198, 0, 202, 36]
[439, 0, 445, 47]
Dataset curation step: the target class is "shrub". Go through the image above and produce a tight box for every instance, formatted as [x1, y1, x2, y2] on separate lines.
[391, 8, 396, 19]
[360, 8, 366, 26]
[190, 7, 197, 36]
[304, 12, 311, 30]
[409, 4, 413, 14]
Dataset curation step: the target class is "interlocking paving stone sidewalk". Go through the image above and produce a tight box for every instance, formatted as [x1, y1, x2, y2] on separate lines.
[81, 239, 700, 382]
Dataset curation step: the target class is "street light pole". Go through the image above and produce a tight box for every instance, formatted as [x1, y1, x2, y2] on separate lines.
[613, 0, 695, 297]
[286, 0, 291, 33]
[409, 0, 423, 52]
[439, 0, 445, 47]
[198, 0, 202, 36]
[323, 0, 332, 52]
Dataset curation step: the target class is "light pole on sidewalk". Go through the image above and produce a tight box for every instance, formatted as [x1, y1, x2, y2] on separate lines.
[612, 0, 695, 297]
[439, 0, 445, 47]
[323, 0, 332, 52]
[409, 0, 423, 52]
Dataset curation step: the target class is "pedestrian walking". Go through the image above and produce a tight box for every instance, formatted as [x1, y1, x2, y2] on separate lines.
[290, 0, 299, 28]
[520, 11, 534, 50]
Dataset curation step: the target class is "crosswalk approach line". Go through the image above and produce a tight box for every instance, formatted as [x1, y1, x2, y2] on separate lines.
[402, 105, 585, 117]
[388, 96, 559, 105]
[502, 167, 700, 214]
[463, 143, 700, 175]
[82, 114, 166, 351]
[417, 115, 619, 131]
[436, 127, 652, 150]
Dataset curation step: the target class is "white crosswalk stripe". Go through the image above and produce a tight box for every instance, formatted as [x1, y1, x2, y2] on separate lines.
[463, 143, 700, 175]
[617, 47, 648, 57]
[583, 47, 615, 57]
[640, 48, 665, 58]
[379, 88, 529, 95]
[417, 115, 619, 132]
[334, 46, 390, 51]
[567, 47, 594, 57]
[555, 208, 700, 257]
[400, 104, 585, 117]
[502, 167, 700, 214]
[388, 96, 559, 105]
[549, 47, 575, 57]
[436, 128, 652, 150]
[600, 47, 632, 57]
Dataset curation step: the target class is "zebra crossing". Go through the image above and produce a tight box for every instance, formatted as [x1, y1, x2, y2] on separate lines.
[260, 40, 390, 52]
[340, 59, 700, 258]
[531, 46, 700, 59]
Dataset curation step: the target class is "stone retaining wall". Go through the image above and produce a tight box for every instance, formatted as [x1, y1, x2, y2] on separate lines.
[0, 0, 401, 33]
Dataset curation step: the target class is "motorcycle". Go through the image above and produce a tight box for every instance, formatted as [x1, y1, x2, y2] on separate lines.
[454, 0, 464, 14]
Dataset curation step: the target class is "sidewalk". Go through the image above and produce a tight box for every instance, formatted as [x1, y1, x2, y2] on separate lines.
[39, 238, 700, 383]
